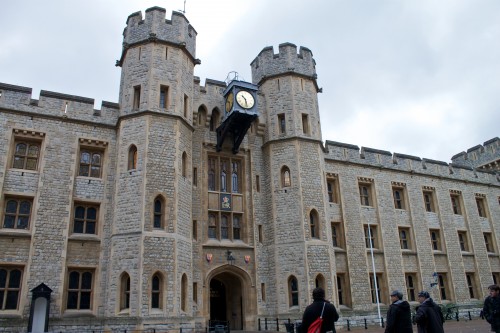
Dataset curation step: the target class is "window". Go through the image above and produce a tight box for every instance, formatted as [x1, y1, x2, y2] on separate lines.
[310, 210, 319, 239]
[369, 274, 382, 303]
[392, 187, 405, 210]
[73, 204, 98, 234]
[430, 229, 442, 251]
[120, 273, 130, 311]
[208, 214, 217, 239]
[3, 197, 32, 230]
[493, 272, 500, 285]
[182, 152, 187, 178]
[233, 215, 241, 240]
[193, 282, 198, 304]
[281, 166, 291, 187]
[184, 94, 189, 118]
[128, 145, 137, 170]
[261, 283, 266, 302]
[12, 141, 40, 170]
[405, 273, 417, 301]
[192, 220, 198, 240]
[331, 222, 344, 248]
[438, 273, 450, 301]
[79, 149, 103, 178]
[458, 231, 469, 251]
[326, 177, 338, 203]
[258, 225, 263, 243]
[315, 274, 325, 290]
[359, 184, 372, 206]
[221, 215, 229, 239]
[231, 161, 240, 193]
[133, 85, 141, 110]
[0, 267, 22, 310]
[364, 225, 378, 249]
[256, 175, 260, 192]
[153, 196, 165, 229]
[209, 109, 220, 131]
[151, 273, 162, 309]
[450, 194, 462, 215]
[484, 232, 495, 253]
[399, 227, 411, 250]
[278, 113, 286, 134]
[288, 276, 299, 307]
[466, 273, 477, 299]
[66, 270, 93, 310]
[193, 167, 197, 186]
[302, 114, 309, 134]
[476, 197, 487, 217]
[197, 106, 207, 127]
[181, 274, 187, 312]
[209, 157, 241, 193]
[337, 275, 345, 306]
[423, 190, 435, 212]
[160, 85, 169, 108]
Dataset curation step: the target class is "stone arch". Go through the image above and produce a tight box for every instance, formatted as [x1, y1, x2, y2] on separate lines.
[197, 104, 207, 127]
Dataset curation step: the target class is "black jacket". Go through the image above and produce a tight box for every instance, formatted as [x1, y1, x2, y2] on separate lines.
[301, 299, 339, 333]
[483, 295, 500, 331]
[384, 299, 413, 333]
[414, 298, 444, 333]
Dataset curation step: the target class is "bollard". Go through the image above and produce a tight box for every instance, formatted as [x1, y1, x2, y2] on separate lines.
[276, 318, 279, 331]
[265, 318, 268, 330]
[347, 319, 350, 331]
[364, 318, 367, 329]
[468, 311, 472, 320]
[381, 317, 384, 328]
[455, 311, 459, 321]
[180, 327, 183, 333]
[258, 318, 261, 331]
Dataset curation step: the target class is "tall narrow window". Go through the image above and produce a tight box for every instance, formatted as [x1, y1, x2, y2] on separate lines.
[327, 178, 338, 203]
[364, 225, 378, 249]
[369, 274, 382, 303]
[476, 197, 487, 217]
[233, 215, 241, 240]
[430, 229, 442, 251]
[12, 141, 41, 170]
[281, 166, 291, 187]
[466, 273, 476, 298]
[231, 161, 240, 193]
[220, 160, 228, 193]
[310, 210, 319, 239]
[151, 273, 162, 309]
[73, 204, 98, 234]
[261, 283, 266, 302]
[79, 149, 103, 178]
[399, 227, 411, 250]
[458, 231, 469, 251]
[392, 187, 405, 210]
[484, 232, 494, 253]
[159, 85, 169, 108]
[154, 196, 164, 229]
[278, 113, 286, 134]
[337, 275, 345, 305]
[193, 282, 198, 303]
[192, 220, 197, 240]
[405, 273, 417, 301]
[288, 276, 299, 307]
[182, 152, 187, 178]
[493, 272, 500, 285]
[423, 191, 435, 212]
[120, 273, 130, 311]
[3, 198, 32, 230]
[181, 274, 188, 312]
[221, 215, 229, 239]
[0, 267, 22, 310]
[66, 270, 93, 310]
[302, 114, 309, 134]
[438, 273, 449, 300]
[184, 94, 189, 118]
[133, 85, 141, 110]
[193, 167, 198, 186]
[256, 175, 260, 192]
[359, 184, 372, 206]
[258, 225, 263, 243]
[208, 158, 216, 191]
[128, 145, 137, 170]
[208, 214, 217, 239]
[450, 194, 462, 215]
[331, 222, 344, 248]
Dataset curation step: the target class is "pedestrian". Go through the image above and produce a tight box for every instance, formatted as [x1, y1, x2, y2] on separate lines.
[300, 287, 339, 333]
[483, 284, 500, 333]
[414, 291, 444, 333]
[384, 290, 413, 333]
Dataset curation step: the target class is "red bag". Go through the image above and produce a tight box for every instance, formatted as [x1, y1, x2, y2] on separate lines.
[307, 302, 326, 333]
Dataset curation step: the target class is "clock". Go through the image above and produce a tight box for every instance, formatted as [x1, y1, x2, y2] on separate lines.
[236, 90, 255, 109]
[225, 92, 233, 113]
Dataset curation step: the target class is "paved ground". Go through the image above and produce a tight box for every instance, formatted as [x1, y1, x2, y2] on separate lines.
[335, 318, 490, 332]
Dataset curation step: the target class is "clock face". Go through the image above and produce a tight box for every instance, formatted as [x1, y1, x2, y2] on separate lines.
[225, 92, 234, 113]
[236, 90, 255, 109]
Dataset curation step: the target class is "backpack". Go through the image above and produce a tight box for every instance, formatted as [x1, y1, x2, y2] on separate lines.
[307, 302, 326, 333]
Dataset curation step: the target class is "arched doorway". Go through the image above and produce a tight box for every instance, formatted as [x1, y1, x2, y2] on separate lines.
[208, 267, 255, 330]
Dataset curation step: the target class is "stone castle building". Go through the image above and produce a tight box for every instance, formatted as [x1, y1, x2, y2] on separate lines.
[0, 6, 499, 332]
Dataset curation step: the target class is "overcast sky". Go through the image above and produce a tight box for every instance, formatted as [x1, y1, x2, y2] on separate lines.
[1, 0, 499, 162]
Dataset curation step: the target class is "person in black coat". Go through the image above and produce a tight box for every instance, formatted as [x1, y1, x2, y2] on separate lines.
[384, 290, 413, 333]
[483, 284, 500, 333]
[414, 291, 444, 333]
[300, 287, 339, 333]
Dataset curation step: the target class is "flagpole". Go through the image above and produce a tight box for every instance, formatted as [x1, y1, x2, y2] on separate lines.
[367, 222, 382, 326]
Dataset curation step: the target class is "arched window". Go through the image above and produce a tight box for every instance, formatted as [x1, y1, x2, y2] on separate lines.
[281, 166, 291, 187]
[181, 274, 188, 312]
[208, 214, 217, 239]
[79, 150, 103, 178]
[128, 145, 137, 170]
[221, 215, 229, 239]
[233, 215, 241, 240]
[120, 273, 130, 311]
[13, 141, 40, 170]
[315, 274, 325, 291]
[182, 152, 187, 177]
[310, 210, 319, 239]
[220, 160, 228, 192]
[153, 196, 165, 229]
[209, 108, 220, 131]
[197, 105, 207, 127]
[231, 161, 239, 193]
[288, 276, 299, 307]
[208, 157, 216, 191]
[151, 273, 162, 309]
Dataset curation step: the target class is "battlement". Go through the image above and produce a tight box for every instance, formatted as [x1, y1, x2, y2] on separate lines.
[0, 82, 119, 126]
[451, 137, 500, 171]
[251, 43, 317, 85]
[122, 7, 197, 60]
[324, 140, 500, 184]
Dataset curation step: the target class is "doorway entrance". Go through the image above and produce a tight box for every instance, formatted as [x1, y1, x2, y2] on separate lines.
[209, 272, 243, 330]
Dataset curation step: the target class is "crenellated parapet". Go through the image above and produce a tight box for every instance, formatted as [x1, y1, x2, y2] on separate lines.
[451, 137, 500, 171]
[117, 7, 198, 65]
[324, 139, 500, 184]
[251, 43, 317, 86]
[0, 82, 119, 126]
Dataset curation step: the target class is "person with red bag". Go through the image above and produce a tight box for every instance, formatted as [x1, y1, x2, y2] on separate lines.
[300, 287, 339, 333]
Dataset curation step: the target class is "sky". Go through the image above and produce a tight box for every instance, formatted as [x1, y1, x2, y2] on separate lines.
[1, 0, 499, 162]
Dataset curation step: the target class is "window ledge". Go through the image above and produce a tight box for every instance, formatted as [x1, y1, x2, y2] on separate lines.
[401, 250, 417, 254]
[203, 240, 252, 249]
[76, 176, 103, 181]
[149, 308, 164, 315]
[461, 251, 475, 257]
[433, 250, 447, 255]
[488, 253, 499, 257]
[8, 168, 38, 175]
[361, 205, 375, 210]
[63, 310, 95, 318]
[68, 234, 100, 242]
[333, 247, 346, 253]
[0, 311, 22, 318]
[366, 249, 383, 254]
[117, 309, 130, 316]
[0, 229, 32, 238]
